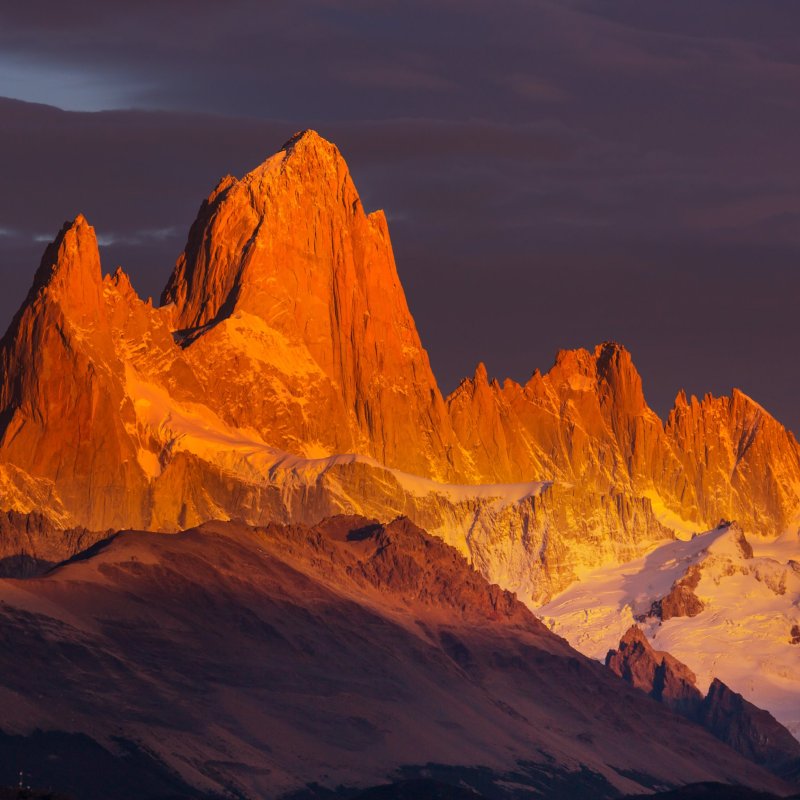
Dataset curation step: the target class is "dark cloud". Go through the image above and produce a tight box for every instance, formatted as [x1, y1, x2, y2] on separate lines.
[0, 1, 799, 433]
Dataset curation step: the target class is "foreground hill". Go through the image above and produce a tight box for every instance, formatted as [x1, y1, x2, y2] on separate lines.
[0, 517, 790, 800]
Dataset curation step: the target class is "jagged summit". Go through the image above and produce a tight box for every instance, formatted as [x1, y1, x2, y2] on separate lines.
[473, 361, 489, 383]
[159, 133, 463, 481]
[606, 625, 701, 702]
[161, 128, 371, 332]
[28, 214, 102, 302]
[280, 128, 335, 156]
[595, 339, 626, 353]
[0, 128, 798, 583]
[674, 388, 690, 408]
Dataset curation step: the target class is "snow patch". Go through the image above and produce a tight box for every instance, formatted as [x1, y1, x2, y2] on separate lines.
[538, 523, 800, 738]
[123, 362, 550, 509]
[203, 310, 325, 380]
[641, 489, 699, 540]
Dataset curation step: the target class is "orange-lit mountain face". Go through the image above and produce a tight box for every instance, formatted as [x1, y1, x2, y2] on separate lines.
[0, 131, 798, 603]
[162, 132, 463, 482]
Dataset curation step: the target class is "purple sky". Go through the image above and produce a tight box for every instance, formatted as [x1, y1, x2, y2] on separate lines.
[1, 1, 799, 432]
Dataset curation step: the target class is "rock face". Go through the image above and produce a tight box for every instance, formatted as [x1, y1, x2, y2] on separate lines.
[606, 626, 704, 718]
[649, 565, 705, 620]
[448, 343, 663, 487]
[701, 679, 800, 781]
[162, 131, 463, 482]
[0, 130, 798, 603]
[664, 391, 800, 538]
[0, 517, 790, 800]
[448, 347, 800, 538]
[607, 626, 800, 781]
[0, 510, 108, 577]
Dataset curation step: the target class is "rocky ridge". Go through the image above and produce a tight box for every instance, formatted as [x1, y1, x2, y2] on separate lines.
[0, 131, 798, 606]
[0, 516, 791, 799]
[607, 626, 800, 781]
[605, 626, 703, 718]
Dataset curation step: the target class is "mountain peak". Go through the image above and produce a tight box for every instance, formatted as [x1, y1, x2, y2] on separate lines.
[163, 130, 356, 332]
[24, 215, 105, 321]
[281, 128, 335, 156]
[159, 132, 459, 481]
[474, 361, 489, 384]
[730, 386, 770, 416]
[32, 214, 100, 293]
[618, 624, 649, 648]
[606, 625, 703, 716]
[593, 340, 629, 360]
[593, 340, 635, 375]
[674, 388, 689, 408]
[547, 342, 645, 413]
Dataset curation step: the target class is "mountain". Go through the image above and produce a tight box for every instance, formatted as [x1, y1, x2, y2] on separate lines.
[606, 626, 800, 781]
[0, 516, 791, 800]
[1, 131, 797, 594]
[161, 130, 464, 483]
[0, 131, 798, 740]
[540, 523, 800, 737]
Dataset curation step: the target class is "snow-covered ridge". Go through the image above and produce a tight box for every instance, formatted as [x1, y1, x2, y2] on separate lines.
[539, 523, 800, 738]
[124, 361, 550, 506]
[269, 449, 551, 506]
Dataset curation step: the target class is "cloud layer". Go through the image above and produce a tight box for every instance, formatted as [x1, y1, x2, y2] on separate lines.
[1, 1, 799, 431]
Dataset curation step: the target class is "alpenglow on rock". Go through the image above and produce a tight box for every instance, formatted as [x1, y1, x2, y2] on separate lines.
[161, 130, 466, 483]
[0, 130, 799, 603]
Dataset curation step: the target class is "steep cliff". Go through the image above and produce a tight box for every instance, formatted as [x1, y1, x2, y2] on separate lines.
[607, 626, 800, 781]
[0, 131, 797, 602]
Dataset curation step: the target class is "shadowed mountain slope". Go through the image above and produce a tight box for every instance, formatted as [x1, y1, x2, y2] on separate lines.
[607, 626, 800, 781]
[0, 517, 792, 800]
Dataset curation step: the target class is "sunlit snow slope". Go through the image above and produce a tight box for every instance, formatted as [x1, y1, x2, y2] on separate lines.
[539, 524, 800, 738]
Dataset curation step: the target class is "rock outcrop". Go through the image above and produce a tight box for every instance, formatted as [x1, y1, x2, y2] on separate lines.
[649, 565, 705, 621]
[606, 626, 704, 718]
[607, 626, 800, 781]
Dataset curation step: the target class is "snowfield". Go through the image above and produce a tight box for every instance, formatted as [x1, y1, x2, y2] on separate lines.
[538, 523, 800, 738]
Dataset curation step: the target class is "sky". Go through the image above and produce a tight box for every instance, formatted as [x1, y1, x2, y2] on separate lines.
[0, 0, 798, 432]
